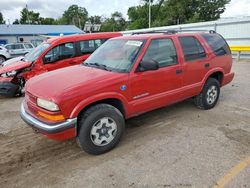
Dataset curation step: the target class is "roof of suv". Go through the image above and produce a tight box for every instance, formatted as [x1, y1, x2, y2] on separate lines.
[114, 32, 215, 41]
[47, 32, 122, 44]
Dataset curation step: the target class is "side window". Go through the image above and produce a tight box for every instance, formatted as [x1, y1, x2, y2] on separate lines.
[179, 36, 206, 62]
[5, 45, 11, 50]
[79, 39, 108, 55]
[24, 43, 33, 49]
[15, 44, 24, 49]
[80, 40, 96, 55]
[142, 38, 178, 68]
[44, 42, 75, 64]
[201, 34, 231, 56]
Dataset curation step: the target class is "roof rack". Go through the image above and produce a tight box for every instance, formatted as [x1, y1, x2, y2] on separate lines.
[131, 29, 216, 35]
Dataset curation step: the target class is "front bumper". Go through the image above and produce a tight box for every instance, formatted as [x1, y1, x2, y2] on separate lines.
[0, 81, 19, 97]
[20, 102, 77, 140]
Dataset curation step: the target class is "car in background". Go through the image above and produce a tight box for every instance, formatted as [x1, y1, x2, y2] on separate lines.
[0, 32, 122, 97]
[0, 46, 11, 65]
[4, 43, 35, 57]
[1, 56, 25, 67]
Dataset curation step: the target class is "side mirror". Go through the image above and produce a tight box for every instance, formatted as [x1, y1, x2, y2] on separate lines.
[137, 60, 159, 72]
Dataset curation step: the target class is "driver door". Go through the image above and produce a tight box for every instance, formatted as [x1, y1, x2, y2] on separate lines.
[130, 38, 183, 113]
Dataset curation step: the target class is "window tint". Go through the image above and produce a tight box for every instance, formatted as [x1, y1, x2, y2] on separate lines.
[14, 44, 24, 49]
[179, 36, 206, 61]
[44, 42, 75, 64]
[201, 34, 231, 56]
[142, 38, 178, 68]
[79, 39, 107, 55]
[24, 43, 33, 49]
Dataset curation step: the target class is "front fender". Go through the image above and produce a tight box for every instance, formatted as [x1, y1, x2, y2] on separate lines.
[70, 92, 129, 118]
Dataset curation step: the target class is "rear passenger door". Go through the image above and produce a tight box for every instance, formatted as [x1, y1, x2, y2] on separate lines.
[43, 42, 77, 71]
[178, 36, 210, 87]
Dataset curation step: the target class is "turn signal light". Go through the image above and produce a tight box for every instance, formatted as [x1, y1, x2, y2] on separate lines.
[38, 111, 65, 121]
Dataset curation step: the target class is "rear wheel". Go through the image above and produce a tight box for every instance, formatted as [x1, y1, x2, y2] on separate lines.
[194, 78, 220, 110]
[77, 104, 125, 155]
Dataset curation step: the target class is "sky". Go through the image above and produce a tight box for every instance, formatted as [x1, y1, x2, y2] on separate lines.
[1, 0, 250, 24]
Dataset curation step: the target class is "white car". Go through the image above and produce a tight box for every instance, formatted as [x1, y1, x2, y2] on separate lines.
[1, 56, 25, 67]
[0, 46, 11, 65]
[4, 43, 34, 58]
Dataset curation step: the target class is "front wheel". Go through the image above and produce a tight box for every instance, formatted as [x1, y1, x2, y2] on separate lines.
[77, 104, 125, 155]
[0, 56, 6, 65]
[194, 78, 220, 110]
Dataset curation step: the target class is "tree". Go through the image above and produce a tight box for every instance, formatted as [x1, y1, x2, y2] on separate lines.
[13, 19, 20, 24]
[127, 0, 230, 29]
[40, 17, 56, 25]
[62, 5, 88, 29]
[0, 12, 5, 24]
[88, 16, 102, 24]
[20, 8, 40, 24]
[101, 12, 127, 32]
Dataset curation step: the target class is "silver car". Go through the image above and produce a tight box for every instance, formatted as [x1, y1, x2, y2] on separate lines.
[4, 43, 34, 58]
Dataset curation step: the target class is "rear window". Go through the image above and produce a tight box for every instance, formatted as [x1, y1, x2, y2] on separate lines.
[201, 34, 231, 56]
[179, 36, 206, 62]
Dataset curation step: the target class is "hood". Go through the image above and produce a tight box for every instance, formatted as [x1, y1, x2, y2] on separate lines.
[0, 60, 32, 74]
[2, 56, 24, 67]
[26, 65, 127, 100]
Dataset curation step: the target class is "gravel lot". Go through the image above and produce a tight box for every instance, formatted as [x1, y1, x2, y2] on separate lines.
[0, 60, 249, 188]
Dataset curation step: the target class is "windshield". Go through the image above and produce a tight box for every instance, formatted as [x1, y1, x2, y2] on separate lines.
[24, 43, 50, 62]
[84, 39, 145, 73]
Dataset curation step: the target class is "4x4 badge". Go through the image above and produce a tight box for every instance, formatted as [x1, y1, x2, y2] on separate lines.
[120, 85, 127, 91]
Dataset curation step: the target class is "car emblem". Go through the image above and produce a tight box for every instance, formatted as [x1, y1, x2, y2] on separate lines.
[120, 85, 127, 91]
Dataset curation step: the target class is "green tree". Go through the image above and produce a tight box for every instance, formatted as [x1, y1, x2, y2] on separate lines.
[40, 17, 56, 25]
[20, 8, 40, 24]
[13, 19, 20, 24]
[101, 12, 127, 32]
[88, 16, 102, 24]
[128, 0, 230, 29]
[62, 5, 88, 29]
[0, 12, 5, 24]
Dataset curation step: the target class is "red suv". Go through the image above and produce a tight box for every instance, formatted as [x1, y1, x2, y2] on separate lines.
[0, 32, 121, 97]
[21, 30, 234, 155]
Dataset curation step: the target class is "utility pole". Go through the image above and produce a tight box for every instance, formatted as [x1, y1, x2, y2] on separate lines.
[149, 0, 151, 28]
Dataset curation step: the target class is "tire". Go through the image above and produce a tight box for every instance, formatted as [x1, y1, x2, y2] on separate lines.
[77, 104, 125, 155]
[0, 56, 6, 65]
[194, 78, 220, 110]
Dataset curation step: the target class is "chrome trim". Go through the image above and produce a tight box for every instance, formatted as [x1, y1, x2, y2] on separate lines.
[20, 102, 77, 134]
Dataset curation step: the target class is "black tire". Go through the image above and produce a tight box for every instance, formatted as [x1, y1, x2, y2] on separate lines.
[77, 104, 125, 155]
[0, 55, 6, 65]
[194, 78, 220, 110]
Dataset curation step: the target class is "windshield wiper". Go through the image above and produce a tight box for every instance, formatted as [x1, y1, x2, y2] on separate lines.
[85, 62, 113, 72]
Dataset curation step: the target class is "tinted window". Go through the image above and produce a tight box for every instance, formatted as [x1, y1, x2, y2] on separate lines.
[44, 42, 75, 64]
[80, 39, 107, 55]
[24, 43, 33, 49]
[14, 44, 24, 49]
[179, 36, 206, 61]
[142, 38, 178, 68]
[202, 34, 231, 56]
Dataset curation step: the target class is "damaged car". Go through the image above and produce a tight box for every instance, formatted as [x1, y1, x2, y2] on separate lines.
[0, 32, 122, 97]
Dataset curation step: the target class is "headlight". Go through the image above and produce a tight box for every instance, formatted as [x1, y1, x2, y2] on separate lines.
[37, 98, 59, 112]
[1, 70, 17, 77]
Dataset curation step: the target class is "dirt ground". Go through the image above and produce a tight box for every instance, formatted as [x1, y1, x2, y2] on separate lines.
[0, 60, 250, 188]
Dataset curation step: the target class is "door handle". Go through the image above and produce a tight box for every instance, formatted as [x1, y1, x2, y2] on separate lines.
[176, 69, 183, 75]
[205, 63, 210, 68]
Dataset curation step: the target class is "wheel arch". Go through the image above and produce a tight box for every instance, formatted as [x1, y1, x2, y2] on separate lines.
[202, 68, 225, 87]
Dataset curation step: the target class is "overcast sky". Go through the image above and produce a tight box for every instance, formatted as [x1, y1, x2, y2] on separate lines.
[1, 0, 250, 24]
